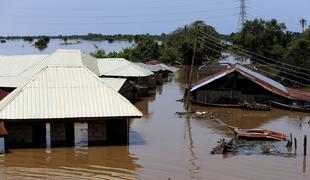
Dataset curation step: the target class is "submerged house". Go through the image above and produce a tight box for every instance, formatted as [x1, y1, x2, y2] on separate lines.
[191, 64, 310, 111]
[97, 58, 156, 90]
[136, 63, 175, 85]
[0, 66, 142, 148]
[100, 77, 138, 102]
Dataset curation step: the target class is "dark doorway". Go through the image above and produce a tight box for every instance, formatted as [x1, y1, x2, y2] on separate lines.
[106, 119, 128, 145]
[32, 123, 46, 148]
[65, 122, 74, 147]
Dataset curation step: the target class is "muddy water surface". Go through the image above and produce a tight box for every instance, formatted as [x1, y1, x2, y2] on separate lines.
[1, 68, 310, 180]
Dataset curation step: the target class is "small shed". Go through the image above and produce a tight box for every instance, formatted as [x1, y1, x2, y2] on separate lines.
[191, 64, 310, 111]
[0, 66, 142, 148]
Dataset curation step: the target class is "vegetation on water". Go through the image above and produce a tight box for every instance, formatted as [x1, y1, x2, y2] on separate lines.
[1, 17, 310, 87]
[91, 21, 222, 65]
[34, 37, 50, 51]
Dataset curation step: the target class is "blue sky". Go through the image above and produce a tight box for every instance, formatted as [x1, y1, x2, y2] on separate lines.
[0, 0, 309, 36]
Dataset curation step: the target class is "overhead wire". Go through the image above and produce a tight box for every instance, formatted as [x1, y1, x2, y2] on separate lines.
[198, 27, 310, 73]
[0, 0, 239, 12]
[196, 30, 310, 87]
[198, 34, 310, 84]
[0, 7, 239, 19]
[198, 30, 310, 78]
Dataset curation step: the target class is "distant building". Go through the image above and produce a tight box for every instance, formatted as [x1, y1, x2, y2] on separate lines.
[97, 58, 157, 90]
[191, 64, 310, 111]
[0, 66, 142, 148]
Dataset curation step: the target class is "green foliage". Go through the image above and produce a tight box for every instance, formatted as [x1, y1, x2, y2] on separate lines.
[90, 44, 106, 58]
[165, 21, 221, 64]
[232, 19, 290, 62]
[159, 47, 182, 64]
[90, 21, 221, 64]
[34, 38, 49, 51]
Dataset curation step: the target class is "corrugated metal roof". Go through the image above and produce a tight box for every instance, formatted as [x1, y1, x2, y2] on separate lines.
[97, 58, 153, 77]
[236, 64, 287, 93]
[286, 87, 310, 102]
[0, 54, 47, 76]
[0, 66, 142, 120]
[0, 49, 100, 88]
[0, 54, 48, 87]
[191, 66, 236, 92]
[136, 63, 175, 73]
[136, 63, 162, 72]
[42, 49, 100, 76]
[190, 65, 308, 101]
[100, 77, 127, 92]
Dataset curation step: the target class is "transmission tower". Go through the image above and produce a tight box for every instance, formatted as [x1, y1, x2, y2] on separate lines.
[237, 0, 247, 30]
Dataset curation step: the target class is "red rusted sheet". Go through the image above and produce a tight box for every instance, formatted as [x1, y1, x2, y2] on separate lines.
[0, 90, 10, 101]
[234, 129, 287, 141]
[0, 122, 8, 136]
[286, 87, 310, 102]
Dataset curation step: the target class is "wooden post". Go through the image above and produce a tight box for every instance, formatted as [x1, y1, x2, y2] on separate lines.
[294, 137, 297, 151]
[186, 25, 199, 110]
[304, 135, 307, 156]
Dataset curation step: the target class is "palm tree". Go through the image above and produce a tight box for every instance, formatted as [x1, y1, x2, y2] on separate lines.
[299, 18, 307, 32]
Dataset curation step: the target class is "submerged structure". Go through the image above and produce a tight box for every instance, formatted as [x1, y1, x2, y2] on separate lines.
[191, 64, 310, 111]
[0, 66, 142, 148]
[97, 58, 156, 90]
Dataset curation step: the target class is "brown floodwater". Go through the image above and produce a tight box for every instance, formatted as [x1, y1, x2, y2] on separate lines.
[1, 67, 310, 180]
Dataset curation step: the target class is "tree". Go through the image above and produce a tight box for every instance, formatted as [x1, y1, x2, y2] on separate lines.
[232, 19, 291, 63]
[276, 38, 310, 87]
[165, 21, 222, 64]
[299, 18, 307, 32]
[90, 44, 106, 58]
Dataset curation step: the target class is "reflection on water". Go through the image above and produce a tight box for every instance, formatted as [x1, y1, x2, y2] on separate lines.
[0, 67, 310, 179]
[1, 147, 140, 179]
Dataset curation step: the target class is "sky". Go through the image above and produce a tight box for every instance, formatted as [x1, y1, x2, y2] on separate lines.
[0, 0, 309, 36]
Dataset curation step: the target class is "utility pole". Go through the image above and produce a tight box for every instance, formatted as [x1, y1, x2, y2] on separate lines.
[237, 0, 247, 30]
[186, 26, 199, 110]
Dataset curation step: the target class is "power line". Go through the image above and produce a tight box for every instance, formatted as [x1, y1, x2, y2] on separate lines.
[0, 0, 238, 12]
[198, 30, 310, 78]
[198, 39, 310, 87]
[0, 14, 237, 26]
[198, 27, 310, 73]
[197, 33, 310, 86]
[198, 33, 310, 82]
[0, 7, 239, 19]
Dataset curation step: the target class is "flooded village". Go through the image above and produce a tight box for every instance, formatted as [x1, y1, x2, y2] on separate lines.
[0, 43, 308, 179]
[0, 0, 310, 179]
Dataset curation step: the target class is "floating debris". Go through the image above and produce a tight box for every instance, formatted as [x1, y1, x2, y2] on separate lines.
[211, 138, 296, 157]
[234, 129, 287, 141]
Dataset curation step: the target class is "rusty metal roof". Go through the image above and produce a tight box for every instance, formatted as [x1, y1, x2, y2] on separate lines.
[0, 122, 8, 136]
[286, 87, 310, 102]
[191, 64, 310, 102]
